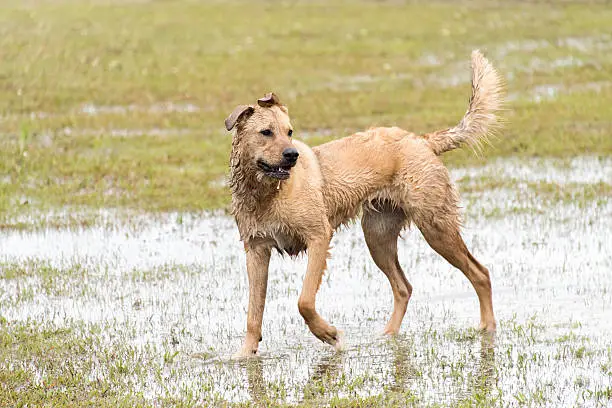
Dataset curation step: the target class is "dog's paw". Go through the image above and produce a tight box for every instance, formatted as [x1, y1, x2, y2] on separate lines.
[231, 346, 258, 360]
[308, 320, 345, 351]
[333, 330, 345, 352]
[382, 324, 400, 336]
[479, 320, 497, 333]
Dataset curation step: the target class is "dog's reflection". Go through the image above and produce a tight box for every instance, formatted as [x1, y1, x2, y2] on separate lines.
[241, 332, 497, 405]
[239, 352, 343, 406]
[301, 353, 343, 402]
[388, 336, 418, 392]
[242, 358, 266, 404]
[472, 332, 497, 399]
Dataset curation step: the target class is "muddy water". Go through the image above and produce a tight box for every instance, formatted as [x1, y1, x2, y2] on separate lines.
[1, 156, 611, 405]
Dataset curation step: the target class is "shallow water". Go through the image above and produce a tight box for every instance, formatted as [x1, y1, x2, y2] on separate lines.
[453, 155, 612, 185]
[0, 102, 206, 122]
[57, 127, 195, 138]
[1, 156, 611, 406]
[78, 102, 203, 115]
[314, 33, 612, 104]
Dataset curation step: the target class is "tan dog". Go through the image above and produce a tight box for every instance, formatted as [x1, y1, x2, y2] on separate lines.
[225, 50, 504, 358]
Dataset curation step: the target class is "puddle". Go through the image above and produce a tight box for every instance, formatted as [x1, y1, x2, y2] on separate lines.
[495, 34, 612, 59]
[78, 102, 204, 116]
[322, 73, 413, 92]
[416, 52, 448, 67]
[453, 156, 612, 185]
[495, 39, 551, 58]
[0, 102, 209, 122]
[298, 128, 337, 140]
[311, 34, 612, 96]
[57, 127, 195, 138]
[510, 56, 587, 76]
[532, 81, 611, 103]
[508, 81, 612, 103]
[1, 156, 611, 405]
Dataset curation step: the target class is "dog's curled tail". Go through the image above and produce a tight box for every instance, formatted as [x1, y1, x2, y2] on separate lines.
[422, 50, 505, 156]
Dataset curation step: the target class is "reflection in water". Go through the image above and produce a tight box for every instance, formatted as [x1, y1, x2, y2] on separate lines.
[243, 358, 266, 404]
[479, 333, 497, 385]
[240, 333, 498, 406]
[301, 353, 343, 403]
[464, 332, 497, 404]
[240, 352, 345, 406]
[388, 336, 419, 392]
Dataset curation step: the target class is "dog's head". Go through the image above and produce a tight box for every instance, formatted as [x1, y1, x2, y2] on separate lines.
[225, 93, 298, 180]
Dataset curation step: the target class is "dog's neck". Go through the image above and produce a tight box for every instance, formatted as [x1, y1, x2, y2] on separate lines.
[229, 136, 278, 219]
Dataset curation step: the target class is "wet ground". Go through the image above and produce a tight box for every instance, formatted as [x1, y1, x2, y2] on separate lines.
[1, 156, 611, 406]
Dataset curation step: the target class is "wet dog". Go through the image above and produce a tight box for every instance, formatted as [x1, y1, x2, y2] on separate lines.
[225, 50, 504, 357]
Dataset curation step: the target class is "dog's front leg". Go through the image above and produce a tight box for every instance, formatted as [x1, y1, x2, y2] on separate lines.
[233, 239, 271, 359]
[298, 236, 343, 351]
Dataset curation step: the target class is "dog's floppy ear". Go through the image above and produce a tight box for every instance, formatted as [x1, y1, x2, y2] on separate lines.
[257, 92, 281, 108]
[225, 105, 255, 131]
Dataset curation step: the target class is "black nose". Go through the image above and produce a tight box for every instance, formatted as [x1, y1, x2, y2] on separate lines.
[282, 147, 299, 163]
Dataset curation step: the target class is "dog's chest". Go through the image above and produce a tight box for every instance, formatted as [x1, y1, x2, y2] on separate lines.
[271, 229, 307, 256]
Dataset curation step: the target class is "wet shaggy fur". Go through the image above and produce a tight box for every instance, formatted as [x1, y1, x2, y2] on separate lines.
[226, 50, 505, 358]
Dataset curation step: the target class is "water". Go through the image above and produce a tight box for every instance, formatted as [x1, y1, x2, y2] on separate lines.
[1, 156, 611, 406]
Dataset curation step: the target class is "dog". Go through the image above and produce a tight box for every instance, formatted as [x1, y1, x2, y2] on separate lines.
[225, 50, 504, 358]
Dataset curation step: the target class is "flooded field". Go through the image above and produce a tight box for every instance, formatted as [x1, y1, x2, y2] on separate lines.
[2, 1, 612, 405]
[2, 156, 611, 407]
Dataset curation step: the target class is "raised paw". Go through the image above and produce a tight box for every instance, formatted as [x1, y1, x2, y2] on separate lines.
[333, 330, 345, 351]
[307, 318, 344, 351]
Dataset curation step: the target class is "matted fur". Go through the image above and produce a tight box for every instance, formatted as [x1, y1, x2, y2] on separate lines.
[422, 50, 504, 155]
[227, 50, 504, 358]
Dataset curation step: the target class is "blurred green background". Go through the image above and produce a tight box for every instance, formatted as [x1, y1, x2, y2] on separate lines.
[1, 0, 611, 225]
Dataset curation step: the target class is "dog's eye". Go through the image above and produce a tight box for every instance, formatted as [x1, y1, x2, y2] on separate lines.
[259, 129, 272, 136]
[288, 129, 293, 137]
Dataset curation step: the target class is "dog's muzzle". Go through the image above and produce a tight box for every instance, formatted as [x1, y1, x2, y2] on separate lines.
[257, 148, 299, 180]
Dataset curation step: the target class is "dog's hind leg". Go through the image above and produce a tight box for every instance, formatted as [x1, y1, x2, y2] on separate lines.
[416, 216, 496, 332]
[362, 205, 412, 335]
[298, 233, 342, 350]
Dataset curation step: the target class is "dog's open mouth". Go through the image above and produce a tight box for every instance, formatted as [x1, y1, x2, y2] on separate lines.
[257, 160, 293, 180]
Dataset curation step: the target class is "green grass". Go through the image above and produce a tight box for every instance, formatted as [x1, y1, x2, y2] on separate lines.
[0, 319, 150, 407]
[1, 0, 612, 227]
[2, 315, 610, 407]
